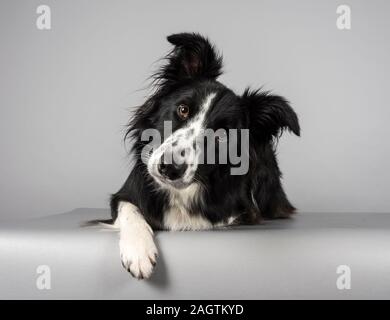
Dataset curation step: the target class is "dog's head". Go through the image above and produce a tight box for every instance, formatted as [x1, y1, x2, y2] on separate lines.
[130, 33, 300, 190]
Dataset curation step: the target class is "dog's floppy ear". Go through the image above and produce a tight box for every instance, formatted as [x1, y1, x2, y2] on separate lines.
[242, 89, 300, 140]
[159, 33, 223, 82]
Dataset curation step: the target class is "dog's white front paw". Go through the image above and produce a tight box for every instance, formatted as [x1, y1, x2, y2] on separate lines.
[119, 227, 158, 279]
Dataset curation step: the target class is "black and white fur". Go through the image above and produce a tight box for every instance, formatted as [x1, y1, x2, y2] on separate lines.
[95, 33, 300, 279]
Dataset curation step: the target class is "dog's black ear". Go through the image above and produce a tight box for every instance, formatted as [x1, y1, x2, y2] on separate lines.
[159, 33, 223, 82]
[242, 89, 300, 140]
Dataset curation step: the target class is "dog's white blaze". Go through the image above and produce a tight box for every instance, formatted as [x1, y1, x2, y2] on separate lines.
[186, 92, 217, 138]
[117, 201, 158, 279]
[181, 92, 217, 182]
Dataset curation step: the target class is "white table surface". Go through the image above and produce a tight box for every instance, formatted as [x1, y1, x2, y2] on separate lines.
[1, 209, 389, 299]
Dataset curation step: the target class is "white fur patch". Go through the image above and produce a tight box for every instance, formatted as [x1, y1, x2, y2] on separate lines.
[117, 201, 158, 279]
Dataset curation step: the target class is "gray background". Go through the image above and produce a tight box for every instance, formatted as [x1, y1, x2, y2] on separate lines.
[1, 0, 390, 220]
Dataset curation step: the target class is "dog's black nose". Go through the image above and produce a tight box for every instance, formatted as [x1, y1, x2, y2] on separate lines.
[158, 158, 187, 181]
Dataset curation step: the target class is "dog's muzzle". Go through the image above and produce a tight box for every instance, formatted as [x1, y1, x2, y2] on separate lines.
[157, 154, 188, 181]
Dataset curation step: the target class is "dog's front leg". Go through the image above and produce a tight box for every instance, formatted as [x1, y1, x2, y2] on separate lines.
[116, 201, 158, 279]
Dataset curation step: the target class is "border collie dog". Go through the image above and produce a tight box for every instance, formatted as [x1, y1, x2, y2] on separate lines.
[98, 33, 300, 279]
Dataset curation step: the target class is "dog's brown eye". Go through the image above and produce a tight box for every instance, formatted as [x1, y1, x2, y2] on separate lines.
[177, 104, 190, 120]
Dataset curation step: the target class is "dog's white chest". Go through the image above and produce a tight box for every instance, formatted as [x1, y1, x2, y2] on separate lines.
[162, 183, 237, 230]
[163, 184, 212, 231]
[163, 206, 212, 231]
